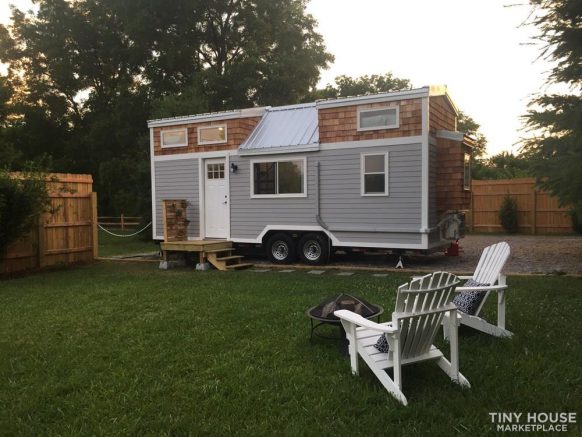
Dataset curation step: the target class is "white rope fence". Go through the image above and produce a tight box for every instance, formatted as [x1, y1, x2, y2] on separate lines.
[98, 222, 152, 237]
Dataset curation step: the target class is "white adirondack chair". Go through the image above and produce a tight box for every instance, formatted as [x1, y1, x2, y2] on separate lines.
[335, 272, 470, 406]
[452, 241, 512, 338]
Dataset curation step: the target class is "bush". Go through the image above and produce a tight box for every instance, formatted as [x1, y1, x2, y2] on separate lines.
[499, 194, 519, 233]
[570, 204, 582, 234]
[0, 167, 50, 256]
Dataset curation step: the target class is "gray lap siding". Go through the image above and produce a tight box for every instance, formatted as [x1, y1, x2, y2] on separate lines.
[230, 143, 423, 245]
[154, 159, 200, 238]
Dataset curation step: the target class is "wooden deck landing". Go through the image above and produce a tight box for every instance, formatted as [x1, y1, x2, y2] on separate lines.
[160, 240, 232, 253]
[160, 240, 252, 271]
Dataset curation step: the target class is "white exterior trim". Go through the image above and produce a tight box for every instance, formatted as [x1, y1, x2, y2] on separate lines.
[319, 136, 423, 151]
[154, 150, 236, 162]
[225, 154, 231, 239]
[357, 106, 399, 132]
[316, 87, 429, 109]
[249, 156, 308, 199]
[197, 124, 228, 146]
[160, 127, 188, 149]
[360, 152, 389, 196]
[239, 144, 319, 156]
[199, 154, 231, 240]
[152, 136, 423, 162]
[150, 128, 157, 239]
[198, 159, 205, 239]
[436, 130, 464, 141]
[230, 225, 427, 249]
[421, 96, 430, 233]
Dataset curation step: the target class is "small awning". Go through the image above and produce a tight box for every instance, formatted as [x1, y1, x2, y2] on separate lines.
[239, 103, 319, 154]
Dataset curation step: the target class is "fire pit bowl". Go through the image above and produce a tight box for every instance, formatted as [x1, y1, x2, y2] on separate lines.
[306, 294, 384, 342]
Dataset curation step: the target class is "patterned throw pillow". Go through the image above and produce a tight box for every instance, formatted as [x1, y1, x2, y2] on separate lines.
[452, 279, 488, 315]
[374, 334, 390, 353]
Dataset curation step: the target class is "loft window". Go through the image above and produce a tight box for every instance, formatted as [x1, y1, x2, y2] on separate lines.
[198, 125, 227, 145]
[464, 152, 471, 190]
[357, 106, 399, 131]
[252, 159, 306, 197]
[161, 128, 188, 148]
[361, 153, 389, 196]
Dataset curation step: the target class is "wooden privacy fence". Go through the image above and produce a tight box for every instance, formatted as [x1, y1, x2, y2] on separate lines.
[0, 173, 98, 274]
[98, 214, 141, 230]
[470, 178, 573, 234]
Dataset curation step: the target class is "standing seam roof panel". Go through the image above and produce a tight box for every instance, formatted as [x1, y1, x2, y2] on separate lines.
[240, 103, 319, 150]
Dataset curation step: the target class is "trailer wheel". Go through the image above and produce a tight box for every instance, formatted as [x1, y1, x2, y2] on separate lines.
[298, 233, 329, 265]
[266, 233, 296, 264]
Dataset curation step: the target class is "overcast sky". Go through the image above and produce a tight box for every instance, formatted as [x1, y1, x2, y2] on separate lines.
[1, 0, 553, 156]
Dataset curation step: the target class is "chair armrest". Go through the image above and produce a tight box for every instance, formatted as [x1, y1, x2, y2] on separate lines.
[455, 284, 508, 293]
[457, 275, 473, 280]
[334, 310, 397, 333]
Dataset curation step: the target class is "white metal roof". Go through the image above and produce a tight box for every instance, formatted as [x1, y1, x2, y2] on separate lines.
[239, 103, 319, 152]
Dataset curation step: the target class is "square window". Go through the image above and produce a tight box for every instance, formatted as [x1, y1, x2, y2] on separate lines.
[362, 153, 388, 196]
[252, 160, 305, 197]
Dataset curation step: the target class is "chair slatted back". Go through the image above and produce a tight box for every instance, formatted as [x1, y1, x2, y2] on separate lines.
[393, 272, 460, 360]
[472, 242, 510, 285]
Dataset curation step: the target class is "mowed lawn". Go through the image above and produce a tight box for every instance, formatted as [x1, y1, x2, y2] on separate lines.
[97, 229, 159, 258]
[0, 263, 580, 435]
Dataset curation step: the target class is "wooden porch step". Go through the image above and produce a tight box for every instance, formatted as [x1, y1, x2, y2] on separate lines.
[216, 255, 244, 261]
[205, 248, 234, 254]
[226, 263, 254, 270]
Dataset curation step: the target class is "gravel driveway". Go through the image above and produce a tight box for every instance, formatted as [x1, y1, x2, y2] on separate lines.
[401, 234, 582, 275]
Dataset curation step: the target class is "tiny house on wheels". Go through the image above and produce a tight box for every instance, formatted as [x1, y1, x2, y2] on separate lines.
[148, 86, 473, 266]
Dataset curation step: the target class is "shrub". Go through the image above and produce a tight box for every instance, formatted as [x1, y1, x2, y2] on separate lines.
[0, 167, 51, 256]
[499, 194, 519, 233]
[569, 203, 582, 234]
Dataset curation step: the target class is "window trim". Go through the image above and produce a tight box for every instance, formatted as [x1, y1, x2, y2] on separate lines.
[361, 152, 389, 197]
[198, 124, 228, 145]
[463, 152, 471, 190]
[250, 157, 308, 199]
[160, 128, 188, 148]
[357, 106, 400, 132]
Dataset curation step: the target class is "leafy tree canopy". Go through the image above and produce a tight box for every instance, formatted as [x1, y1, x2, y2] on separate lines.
[305, 72, 411, 101]
[0, 0, 332, 216]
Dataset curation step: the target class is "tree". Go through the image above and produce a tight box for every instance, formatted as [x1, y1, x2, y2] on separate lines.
[0, 0, 332, 216]
[305, 72, 411, 101]
[0, 165, 51, 256]
[457, 111, 487, 159]
[472, 151, 534, 180]
[522, 0, 582, 223]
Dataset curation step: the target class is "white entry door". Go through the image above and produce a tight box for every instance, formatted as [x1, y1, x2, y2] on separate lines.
[204, 158, 229, 238]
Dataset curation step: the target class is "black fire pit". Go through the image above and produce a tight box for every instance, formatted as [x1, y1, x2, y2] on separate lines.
[306, 294, 384, 345]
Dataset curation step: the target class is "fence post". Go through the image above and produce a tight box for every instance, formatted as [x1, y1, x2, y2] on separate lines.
[92, 192, 98, 259]
[121, 213, 125, 231]
[532, 187, 537, 235]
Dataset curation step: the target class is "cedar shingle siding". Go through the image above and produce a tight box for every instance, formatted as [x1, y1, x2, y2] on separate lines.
[435, 137, 471, 213]
[429, 96, 457, 132]
[153, 117, 261, 155]
[318, 98, 423, 143]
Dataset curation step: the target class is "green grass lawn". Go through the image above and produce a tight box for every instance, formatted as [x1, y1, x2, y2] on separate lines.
[0, 263, 580, 435]
[97, 229, 159, 257]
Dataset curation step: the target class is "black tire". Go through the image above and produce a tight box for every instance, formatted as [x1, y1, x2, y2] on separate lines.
[297, 233, 329, 265]
[266, 233, 296, 264]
